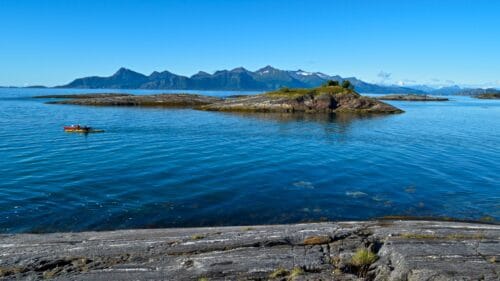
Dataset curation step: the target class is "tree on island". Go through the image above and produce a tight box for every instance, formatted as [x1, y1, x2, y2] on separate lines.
[325, 80, 340, 87]
[342, 80, 354, 90]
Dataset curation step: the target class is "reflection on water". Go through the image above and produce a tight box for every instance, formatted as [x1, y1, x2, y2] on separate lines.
[221, 111, 389, 124]
[220, 111, 393, 141]
[0, 88, 499, 233]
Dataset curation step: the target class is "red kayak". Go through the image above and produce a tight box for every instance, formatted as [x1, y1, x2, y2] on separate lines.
[63, 125, 104, 133]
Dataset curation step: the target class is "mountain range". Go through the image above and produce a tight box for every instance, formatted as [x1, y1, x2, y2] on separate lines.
[58, 66, 424, 94]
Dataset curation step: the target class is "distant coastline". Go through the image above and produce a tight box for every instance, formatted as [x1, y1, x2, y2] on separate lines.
[53, 66, 423, 94]
[3, 67, 499, 97]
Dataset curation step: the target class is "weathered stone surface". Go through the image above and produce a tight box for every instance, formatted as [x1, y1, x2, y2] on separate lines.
[45, 94, 222, 107]
[0, 220, 498, 280]
[376, 94, 449, 101]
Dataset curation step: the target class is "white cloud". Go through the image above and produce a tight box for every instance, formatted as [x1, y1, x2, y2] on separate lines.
[377, 71, 392, 82]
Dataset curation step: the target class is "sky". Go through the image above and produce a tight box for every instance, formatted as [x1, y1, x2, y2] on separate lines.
[1, 0, 499, 87]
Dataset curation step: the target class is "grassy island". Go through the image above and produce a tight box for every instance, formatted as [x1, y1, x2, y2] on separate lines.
[202, 83, 403, 114]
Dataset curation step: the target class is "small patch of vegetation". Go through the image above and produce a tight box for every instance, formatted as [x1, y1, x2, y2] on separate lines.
[265, 85, 354, 99]
[351, 248, 378, 267]
[0, 267, 25, 277]
[342, 80, 354, 89]
[330, 256, 342, 267]
[191, 234, 206, 240]
[43, 268, 61, 279]
[289, 267, 305, 279]
[479, 216, 495, 223]
[269, 267, 304, 280]
[198, 277, 209, 281]
[400, 232, 486, 240]
[269, 267, 289, 278]
[265, 88, 317, 98]
[332, 268, 343, 275]
[303, 235, 332, 245]
[400, 233, 437, 239]
[350, 248, 378, 277]
[325, 80, 340, 87]
[446, 233, 486, 240]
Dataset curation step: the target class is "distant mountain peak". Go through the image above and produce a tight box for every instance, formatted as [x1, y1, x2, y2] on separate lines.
[149, 70, 176, 79]
[114, 67, 131, 74]
[314, 72, 332, 79]
[230, 67, 249, 73]
[112, 67, 144, 78]
[257, 65, 279, 74]
[192, 71, 211, 78]
[295, 70, 313, 76]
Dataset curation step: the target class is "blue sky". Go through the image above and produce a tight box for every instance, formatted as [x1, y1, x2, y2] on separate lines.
[1, 0, 499, 87]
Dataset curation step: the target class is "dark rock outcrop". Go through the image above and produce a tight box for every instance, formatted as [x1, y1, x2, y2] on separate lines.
[201, 86, 403, 114]
[476, 93, 500, 99]
[0, 220, 498, 280]
[376, 94, 449, 101]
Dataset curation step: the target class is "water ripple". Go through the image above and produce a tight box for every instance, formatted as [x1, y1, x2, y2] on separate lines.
[0, 88, 499, 232]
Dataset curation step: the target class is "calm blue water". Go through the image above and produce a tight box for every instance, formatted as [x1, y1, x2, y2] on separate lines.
[0, 88, 499, 233]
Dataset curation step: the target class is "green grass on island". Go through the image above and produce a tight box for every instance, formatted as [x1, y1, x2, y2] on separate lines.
[264, 80, 357, 99]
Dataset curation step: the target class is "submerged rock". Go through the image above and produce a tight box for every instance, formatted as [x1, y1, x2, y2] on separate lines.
[376, 94, 449, 101]
[46, 94, 222, 107]
[201, 86, 403, 113]
[346, 191, 369, 198]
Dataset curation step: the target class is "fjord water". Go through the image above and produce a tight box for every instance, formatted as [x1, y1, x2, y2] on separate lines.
[0, 89, 498, 233]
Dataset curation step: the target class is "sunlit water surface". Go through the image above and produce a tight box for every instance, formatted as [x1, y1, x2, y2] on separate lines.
[0, 88, 498, 233]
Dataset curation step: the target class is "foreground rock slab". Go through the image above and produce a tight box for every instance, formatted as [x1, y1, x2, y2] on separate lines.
[0, 220, 498, 280]
[376, 94, 449, 101]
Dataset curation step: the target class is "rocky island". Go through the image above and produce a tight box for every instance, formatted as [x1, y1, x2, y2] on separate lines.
[376, 94, 449, 101]
[0, 220, 498, 280]
[34, 93, 133, 99]
[476, 93, 500, 99]
[201, 85, 402, 113]
[45, 94, 222, 107]
[39, 85, 403, 114]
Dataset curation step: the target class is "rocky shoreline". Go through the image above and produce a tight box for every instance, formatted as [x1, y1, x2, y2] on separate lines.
[376, 94, 449, 101]
[34, 93, 133, 99]
[1, 220, 498, 280]
[37, 86, 403, 114]
[44, 94, 222, 107]
[475, 93, 500, 99]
